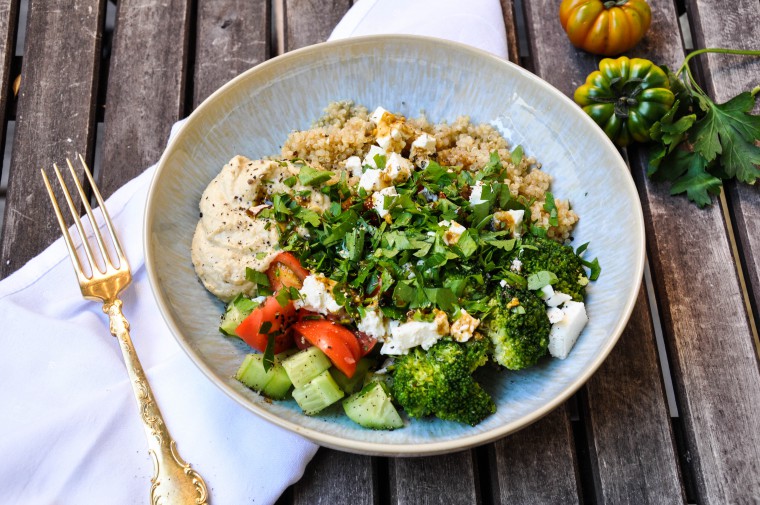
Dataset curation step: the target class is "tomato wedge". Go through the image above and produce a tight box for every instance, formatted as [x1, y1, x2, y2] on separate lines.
[355, 331, 378, 357]
[267, 252, 310, 291]
[235, 296, 295, 354]
[291, 320, 360, 377]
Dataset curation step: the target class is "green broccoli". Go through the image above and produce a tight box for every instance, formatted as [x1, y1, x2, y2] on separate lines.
[483, 289, 550, 370]
[518, 236, 588, 301]
[390, 339, 495, 426]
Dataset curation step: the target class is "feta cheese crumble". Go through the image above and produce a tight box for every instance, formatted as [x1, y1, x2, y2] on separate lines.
[469, 181, 486, 206]
[493, 209, 524, 237]
[548, 301, 588, 359]
[344, 155, 363, 178]
[372, 186, 398, 219]
[357, 307, 389, 341]
[294, 274, 342, 315]
[443, 220, 466, 246]
[380, 310, 450, 355]
[359, 168, 384, 192]
[363, 145, 387, 169]
[370, 106, 389, 124]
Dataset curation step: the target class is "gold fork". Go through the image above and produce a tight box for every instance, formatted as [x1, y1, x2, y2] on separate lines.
[41, 155, 209, 505]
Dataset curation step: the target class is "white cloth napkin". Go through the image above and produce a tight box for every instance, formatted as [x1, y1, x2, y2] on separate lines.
[0, 1, 506, 503]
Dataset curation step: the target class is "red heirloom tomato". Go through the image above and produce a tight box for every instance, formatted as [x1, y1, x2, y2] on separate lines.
[291, 320, 361, 377]
[559, 0, 651, 56]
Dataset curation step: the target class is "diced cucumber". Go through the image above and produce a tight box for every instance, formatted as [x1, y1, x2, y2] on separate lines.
[291, 370, 344, 415]
[330, 358, 375, 394]
[343, 382, 404, 430]
[235, 351, 294, 400]
[220, 294, 258, 336]
[282, 347, 332, 388]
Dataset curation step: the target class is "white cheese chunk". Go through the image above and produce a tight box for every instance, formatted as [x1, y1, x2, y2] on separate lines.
[294, 275, 342, 315]
[357, 307, 388, 342]
[376, 135, 392, 150]
[548, 301, 588, 359]
[469, 181, 486, 206]
[511, 258, 523, 272]
[345, 155, 363, 178]
[359, 168, 384, 192]
[380, 311, 449, 355]
[384, 153, 413, 184]
[546, 291, 573, 308]
[493, 209, 524, 236]
[411, 133, 436, 154]
[443, 220, 466, 245]
[363, 145, 387, 169]
[547, 307, 564, 324]
[372, 186, 398, 218]
[370, 106, 389, 124]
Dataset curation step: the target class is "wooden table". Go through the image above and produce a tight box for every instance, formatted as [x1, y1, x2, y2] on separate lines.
[1, 0, 758, 503]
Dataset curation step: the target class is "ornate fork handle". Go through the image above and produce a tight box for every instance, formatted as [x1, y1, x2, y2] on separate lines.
[104, 300, 209, 505]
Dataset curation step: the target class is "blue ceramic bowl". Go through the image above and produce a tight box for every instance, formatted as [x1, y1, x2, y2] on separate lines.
[144, 35, 645, 456]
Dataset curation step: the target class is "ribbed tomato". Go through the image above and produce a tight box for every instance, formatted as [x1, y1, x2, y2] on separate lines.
[291, 320, 360, 377]
[266, 252, 310, 291]
[559, 0, 651, 56]
[235, 296, 296, 354]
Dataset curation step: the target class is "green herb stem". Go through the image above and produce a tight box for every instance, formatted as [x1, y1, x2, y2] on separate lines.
[676, 48, 760, 89]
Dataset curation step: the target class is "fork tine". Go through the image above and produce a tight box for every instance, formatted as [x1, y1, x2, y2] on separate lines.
[65, 157, 114, 269]
[77, 154, 128, 269]
[41, 169, 87, 282]
[52, 162, 100, 275]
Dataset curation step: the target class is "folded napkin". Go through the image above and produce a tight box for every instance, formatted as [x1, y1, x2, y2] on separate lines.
[0, 0, 506, 503]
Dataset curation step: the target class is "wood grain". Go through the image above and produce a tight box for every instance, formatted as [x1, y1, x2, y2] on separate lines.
[194, 0, 269, 108]
[686, 0, 760, 344]
[498, 0, 519, 65]
[284, 0, 351, 51]
[391, 451, 479, 505]
[0, 0, 19, 164]
[0, 0, 104, 278]
[97, 0, 190, 198]
[584, 287, 685, 504]
[491, 407, 581, 503]
[522, 0, 688, 502]
[292, 449, 378, 505]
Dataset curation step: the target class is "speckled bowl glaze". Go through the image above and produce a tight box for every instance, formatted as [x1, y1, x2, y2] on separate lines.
[144, 35, 645, 456]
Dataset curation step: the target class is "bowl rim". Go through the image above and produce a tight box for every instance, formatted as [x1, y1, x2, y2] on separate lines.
[144, 33, 646, 456]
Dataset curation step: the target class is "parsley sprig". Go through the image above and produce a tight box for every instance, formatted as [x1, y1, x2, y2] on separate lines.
[648, 48, 760, 207]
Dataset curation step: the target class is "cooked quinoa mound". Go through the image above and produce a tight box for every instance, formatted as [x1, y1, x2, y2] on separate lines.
[281, 101, 578, 241]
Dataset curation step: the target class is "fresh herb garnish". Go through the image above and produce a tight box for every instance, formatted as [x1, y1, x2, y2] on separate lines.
[647, 48, 760, 207]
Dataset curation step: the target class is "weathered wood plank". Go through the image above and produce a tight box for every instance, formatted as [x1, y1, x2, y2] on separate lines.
[0, 0, 19, 165]
[391, 451, 479, 505]
[194, 0, 269, 108]
[491, 407, 581, 503]
[666, 1, 760, 502]
[0, 0, 104, 278]
[284, 0, 351, 51]
[498, 0, 519, 65]
[522, 0, 689, 502]
[688, 1, 760, 332]
[584, 287, 685, 504]
[97, 0, 191, 198]
[292, 449, 377, 505]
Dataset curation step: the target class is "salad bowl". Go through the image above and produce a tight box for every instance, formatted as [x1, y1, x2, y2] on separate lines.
[144, 35, 645, 456]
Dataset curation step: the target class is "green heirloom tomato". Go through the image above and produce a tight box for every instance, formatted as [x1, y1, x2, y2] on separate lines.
[574, 56, 675, 147]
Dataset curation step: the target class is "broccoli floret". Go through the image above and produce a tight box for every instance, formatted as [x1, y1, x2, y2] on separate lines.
[483, 289, 550, 370]
[390, 340, 495, 426]
[518, 236, 588, 301]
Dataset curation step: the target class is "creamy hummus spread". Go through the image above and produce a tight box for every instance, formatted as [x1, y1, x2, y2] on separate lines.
[191, 155, 330, 301]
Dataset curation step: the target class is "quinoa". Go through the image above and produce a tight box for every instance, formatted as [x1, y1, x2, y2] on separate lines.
[280, 101, 579, 241]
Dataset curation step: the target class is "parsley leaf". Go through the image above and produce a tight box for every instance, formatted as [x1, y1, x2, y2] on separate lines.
[298, 164, 334, 186]
[527, 271, 558, 290]
[647, 49, 760, 206]
[543, 192, 559, 227]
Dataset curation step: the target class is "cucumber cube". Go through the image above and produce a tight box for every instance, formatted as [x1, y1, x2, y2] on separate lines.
[343, 382, 403, 430]
[292, 371, 344, 415]
[235, 352, 294, 400]
[282, 347, 332, 388]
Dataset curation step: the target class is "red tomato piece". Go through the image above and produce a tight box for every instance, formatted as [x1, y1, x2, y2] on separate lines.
[267, 252, 310, 291]
[292, 320, 359, 377]
[355, 331, 378, 357]
[235, 296, 295, 354]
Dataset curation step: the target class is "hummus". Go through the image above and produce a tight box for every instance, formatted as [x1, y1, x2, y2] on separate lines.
[191, 155, 330, 301]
